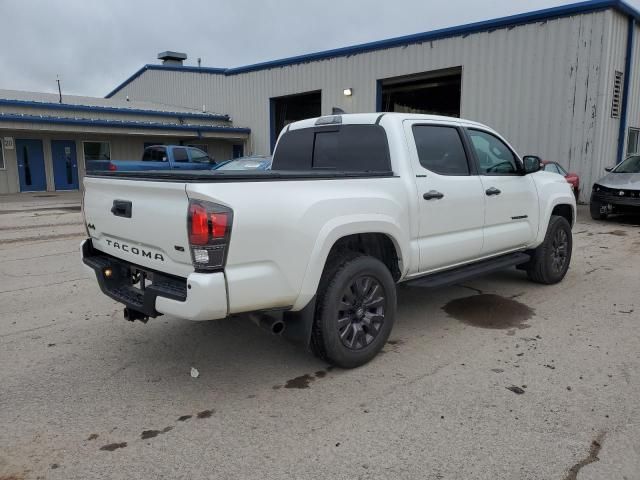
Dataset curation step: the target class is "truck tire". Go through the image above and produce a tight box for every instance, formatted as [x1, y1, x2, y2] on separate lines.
[311, 253, 397, 368]
[526, 215, 572, 285]
[590, 200, 608, 220]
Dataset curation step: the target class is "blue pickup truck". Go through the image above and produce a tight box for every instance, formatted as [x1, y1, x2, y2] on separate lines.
[86, 145, 216, 172]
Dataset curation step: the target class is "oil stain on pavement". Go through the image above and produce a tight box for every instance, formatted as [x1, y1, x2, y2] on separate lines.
[278, 368, 334, 389]
[99, 442, 127, 451]
[140, 426, 173, 440]
[442, 294, 534, 330]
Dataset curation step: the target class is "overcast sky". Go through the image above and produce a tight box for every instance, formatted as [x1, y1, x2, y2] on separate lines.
[1, 0, 639, 98]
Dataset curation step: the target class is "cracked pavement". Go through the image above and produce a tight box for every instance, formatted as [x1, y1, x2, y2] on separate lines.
[1, 192, 639, 479]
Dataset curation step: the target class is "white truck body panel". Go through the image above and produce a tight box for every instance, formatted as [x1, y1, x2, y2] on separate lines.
[81, 113, 576, 322]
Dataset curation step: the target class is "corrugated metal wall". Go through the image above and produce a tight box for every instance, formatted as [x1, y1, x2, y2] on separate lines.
[112, 9, 631, 201]
[624, 21, 640, 154]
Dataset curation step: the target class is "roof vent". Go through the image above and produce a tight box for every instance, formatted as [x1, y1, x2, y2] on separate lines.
[158, 51, 187, 66]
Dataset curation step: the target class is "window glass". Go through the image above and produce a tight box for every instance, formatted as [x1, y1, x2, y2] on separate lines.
[142, 147, 167, 162]
[628, 128, 639, 154]
[272, 125, 391, 172]
[312, 131, 340, 169]
[544, 163, 560, 174]
[187, 144, 208, 153]
[615, 155, 640, 173]
[412, 125, 469, 175]
[189, 148, 209, 163]
[556, 164, 568, 176]
[467, 130, 519, 174]
[83, 142, 110, 161]
[173, 147, 188, 162]
[0, 144, 4, 169]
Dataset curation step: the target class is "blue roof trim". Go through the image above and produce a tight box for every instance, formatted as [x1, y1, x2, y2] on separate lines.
[0, 98, 229, 121]
[0, 112, 250, 134]
[105, 65, 227, 98]
[105, 0, 640, 98]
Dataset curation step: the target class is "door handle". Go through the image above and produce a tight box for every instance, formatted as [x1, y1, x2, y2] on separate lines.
[423, 190, 444, 200]
[111, 199, 132, 218]
[485, 187, 502, 196]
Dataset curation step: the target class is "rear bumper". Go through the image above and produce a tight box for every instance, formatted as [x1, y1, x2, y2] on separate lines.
[81, 239, 228, 321]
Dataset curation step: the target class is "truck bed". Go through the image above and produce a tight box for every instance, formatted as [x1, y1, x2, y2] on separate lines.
[86, 169, 395, 183]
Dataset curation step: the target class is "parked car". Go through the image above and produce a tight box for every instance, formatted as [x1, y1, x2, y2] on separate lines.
[213, 156, 272, 171]
[590, 154, 640, 219]
[85, 145, 216, 172]
[81, 113, 576, 368]
[541, 160, 580, 196]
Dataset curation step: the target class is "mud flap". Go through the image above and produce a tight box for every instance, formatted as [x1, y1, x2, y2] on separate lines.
[282, 296, 317, 349]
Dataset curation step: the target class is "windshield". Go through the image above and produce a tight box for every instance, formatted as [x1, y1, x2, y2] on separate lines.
[216, 158, 270, 171]
[614, 155, 640, 173]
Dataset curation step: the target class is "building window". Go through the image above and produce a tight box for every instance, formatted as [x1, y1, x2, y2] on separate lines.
[611, 71, 623, 118]
[628, 128, 640, 155]
[83, 141, 111, 161]
[0, 142, 4, 169]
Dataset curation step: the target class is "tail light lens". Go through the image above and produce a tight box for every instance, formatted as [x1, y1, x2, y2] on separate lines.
[187, 200, 233, 271]
[108, 163, 117, 171]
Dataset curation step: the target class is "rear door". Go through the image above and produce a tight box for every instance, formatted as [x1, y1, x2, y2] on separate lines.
[404, 121, 485, 272]
[83, 177, 194, 277]
[171, 147, 192, 169]
[140, 146, 170, 170]
[465, 128, 539, 255]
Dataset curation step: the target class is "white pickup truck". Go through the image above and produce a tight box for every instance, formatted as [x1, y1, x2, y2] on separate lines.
[82, 113, 576, 367]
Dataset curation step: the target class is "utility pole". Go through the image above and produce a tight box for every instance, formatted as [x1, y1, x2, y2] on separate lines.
[56, 75, 62, 103]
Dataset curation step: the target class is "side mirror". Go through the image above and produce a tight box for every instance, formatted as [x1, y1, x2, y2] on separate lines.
[604, 166, 613, 172]
[522, 155, 542, 174]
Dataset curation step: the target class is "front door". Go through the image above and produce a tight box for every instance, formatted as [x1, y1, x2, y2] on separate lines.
[405, 121, 486, 273]
[16, 139, 47, 192]
[465, 128, 539, 255]
[51, 140, 79, 190]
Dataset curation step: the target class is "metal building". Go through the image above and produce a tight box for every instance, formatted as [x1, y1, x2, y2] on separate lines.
[104, 0, 640, 202]
[1, 1, 638, 200]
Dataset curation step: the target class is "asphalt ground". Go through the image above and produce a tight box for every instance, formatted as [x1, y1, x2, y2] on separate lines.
[1, 192, 639, 480]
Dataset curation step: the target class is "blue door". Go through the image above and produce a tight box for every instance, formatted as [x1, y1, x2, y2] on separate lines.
[51, 140, 79, 190]
[16, 139, 47, 192]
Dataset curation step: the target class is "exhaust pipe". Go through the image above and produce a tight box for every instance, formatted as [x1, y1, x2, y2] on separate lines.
[249, 313, 286, 335]
[124, 307, 149, 323]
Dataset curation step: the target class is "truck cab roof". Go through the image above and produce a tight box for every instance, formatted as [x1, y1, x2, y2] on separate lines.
[287, 112, 492, 132]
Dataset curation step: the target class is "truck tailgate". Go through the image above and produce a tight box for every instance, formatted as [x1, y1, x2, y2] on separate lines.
[83, 177, 194, 277]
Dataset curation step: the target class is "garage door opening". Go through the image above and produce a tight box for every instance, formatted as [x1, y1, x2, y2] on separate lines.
[270, 90, 321, 151]
[378, 68, 462, 117]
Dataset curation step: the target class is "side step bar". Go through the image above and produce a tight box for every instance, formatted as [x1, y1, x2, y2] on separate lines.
[404, 252, 531, 289]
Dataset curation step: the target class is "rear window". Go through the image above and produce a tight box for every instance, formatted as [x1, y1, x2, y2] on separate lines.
[412, 125, 469, 175]
[142, 147, 167, 162]
[272, 124, 391, 172]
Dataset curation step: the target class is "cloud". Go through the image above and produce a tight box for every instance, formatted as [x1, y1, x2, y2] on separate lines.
[1, 0, 638, 97]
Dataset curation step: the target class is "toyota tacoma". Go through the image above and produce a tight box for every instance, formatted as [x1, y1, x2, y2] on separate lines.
[81, 113, 576, 368]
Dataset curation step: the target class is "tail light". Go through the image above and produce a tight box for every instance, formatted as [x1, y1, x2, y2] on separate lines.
[187, 200, 233, 271]
[108, 163, 117, 171]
